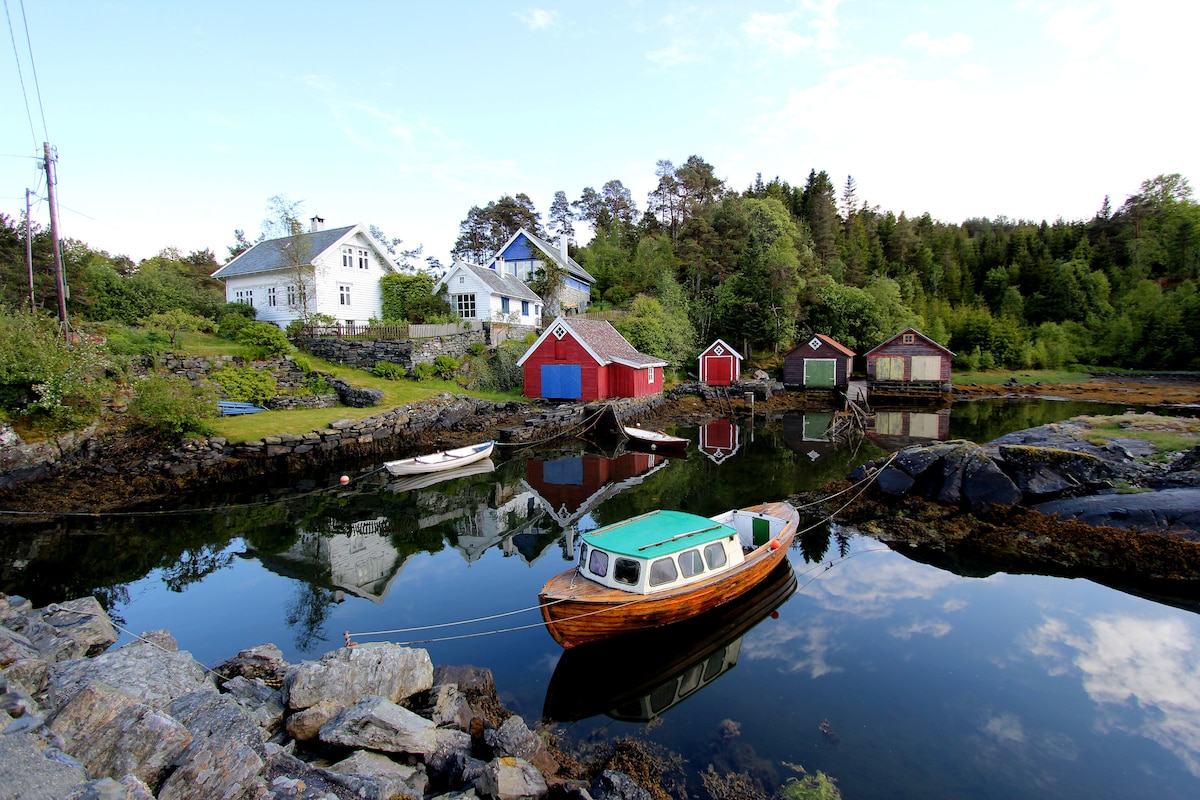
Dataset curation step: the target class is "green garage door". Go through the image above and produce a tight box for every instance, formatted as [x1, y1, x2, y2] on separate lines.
[804, 358, 836, 387]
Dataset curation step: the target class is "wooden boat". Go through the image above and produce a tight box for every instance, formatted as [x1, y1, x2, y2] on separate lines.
[539, 500, 798, 648]
[622, 424, 689, 453]
[383, 440, 495, 476]
[543, 559, 797, 723]
[386, 458, 495, 493]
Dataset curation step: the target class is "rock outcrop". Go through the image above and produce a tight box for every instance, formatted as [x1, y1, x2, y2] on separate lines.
[0, 592, 654, 800]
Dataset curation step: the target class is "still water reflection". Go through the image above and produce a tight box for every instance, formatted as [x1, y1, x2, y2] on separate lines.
[2, 399, 1197, 799]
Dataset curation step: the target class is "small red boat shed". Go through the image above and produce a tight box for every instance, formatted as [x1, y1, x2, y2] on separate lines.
[698, 339, 743, 386]
[517, 316, 668, 401]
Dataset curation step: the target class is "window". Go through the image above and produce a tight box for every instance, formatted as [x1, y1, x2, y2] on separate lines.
[521, 300, 529, 316]
[235, 289, 254, 307]
[357, 248, 369, 269]
[501, 297, 510, 314]
[286, 285, 298, 306]
[678, 549, 705, 579]
[342, 246, 353, 268]
[614, 558, 640, 585]
[647, 366, 656, 384]
[454, 293, 476, 319]
[578, 543, 588, 567]
[339, 284, 351, 306]
[902, 333, 915, 344]
[587, 549, 609, 578]
[267, 287, 276, 307]
[649, 557, 678, 587]
[704, 542, 728, 570]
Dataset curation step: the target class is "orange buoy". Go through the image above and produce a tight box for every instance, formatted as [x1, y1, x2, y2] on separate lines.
[769, 539, 780, 550]
[340, 475, 350, 485]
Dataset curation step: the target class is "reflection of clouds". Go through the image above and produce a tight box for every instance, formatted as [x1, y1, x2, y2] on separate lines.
[1027, 614, 1200, 776]
[971, 709, 1079, 786]
[889, 619, 952, 640]
[982, 712, 1025, 743]
[743, 623, 842, 679]
[942, 598, 967, 613]
[797, 553, 964, 618]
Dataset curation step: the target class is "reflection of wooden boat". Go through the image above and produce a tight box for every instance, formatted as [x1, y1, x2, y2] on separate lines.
[383, 441, 495, 476]
[386, 458, 496, 493]
[539, 500, 798, 648]
[543, 560, 797, 723]
[622, 425, 688, 453]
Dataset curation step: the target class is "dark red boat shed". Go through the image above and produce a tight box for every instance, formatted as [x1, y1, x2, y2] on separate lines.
[516, 316, 668, 401]
[783, 334, 855, 388]
[864, 328, 955, 393]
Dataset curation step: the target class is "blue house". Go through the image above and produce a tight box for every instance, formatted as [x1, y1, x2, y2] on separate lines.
[483, 229, 595, 316]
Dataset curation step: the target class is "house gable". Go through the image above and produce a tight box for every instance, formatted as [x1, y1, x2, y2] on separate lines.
[864, 328, 954, 359]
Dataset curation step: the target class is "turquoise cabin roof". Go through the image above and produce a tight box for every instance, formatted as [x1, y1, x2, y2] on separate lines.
[581, 510, 736, 560]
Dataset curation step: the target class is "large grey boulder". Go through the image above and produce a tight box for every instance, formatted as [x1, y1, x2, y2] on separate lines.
[221, 676, 285, 734]
[328, 750, 428, 799]
[590, 770, 652, 800]
[36, 598, 118, 659]
[48, 682, 191, 791]
[283, 643, 433, 711]
[47, 638, 217, 715]
[156, 691, 269, 800]
[484, 715, 557, 777]
[319, 695, 438, 756]
[475, 756, 548, 800]
[1035, 487, 1200, 536]
[69, 775, 157, 799]
[995, 444, 1114, 498]
[0, 731, 88, 800]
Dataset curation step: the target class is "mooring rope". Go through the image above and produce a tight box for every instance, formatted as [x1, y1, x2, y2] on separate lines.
[493, 402, 615, 450]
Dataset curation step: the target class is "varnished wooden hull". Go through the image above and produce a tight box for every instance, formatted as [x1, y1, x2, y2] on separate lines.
[539, 501, 798, 648]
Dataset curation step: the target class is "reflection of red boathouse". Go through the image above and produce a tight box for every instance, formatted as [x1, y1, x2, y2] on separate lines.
[523, 451, 669, 528]
[698, 419, 741, 465]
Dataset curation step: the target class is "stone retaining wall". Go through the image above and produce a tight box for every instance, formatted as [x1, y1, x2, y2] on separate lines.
[295, 329, 487, 372]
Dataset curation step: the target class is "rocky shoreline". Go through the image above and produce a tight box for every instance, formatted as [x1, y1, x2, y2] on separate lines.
[1, 592, 658, 800]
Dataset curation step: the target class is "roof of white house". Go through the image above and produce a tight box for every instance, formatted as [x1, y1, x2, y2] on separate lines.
[211, 224, 391, 279]
[516, 316, 668, 369]
[440, 260, 542, 303]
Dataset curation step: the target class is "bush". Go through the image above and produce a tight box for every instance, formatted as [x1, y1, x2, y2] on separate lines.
[302, 372, 332, 395]
[218, 312, 252, 340]
[412, 362, 438, 381]
[211, 366, 277, 405]
[469, 342, 487, 357]
[432, 355, 460, 380]
[373, 361, 408, 380]
[237, 322, 293, 359]
[468, 341, 525, 392]
[104, 326, 168, 356]
[128, 375, 217, 438]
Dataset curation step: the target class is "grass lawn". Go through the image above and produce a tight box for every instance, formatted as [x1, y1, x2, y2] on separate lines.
[1074, 413, 1200, 460]
[952, 368, 1104, 385]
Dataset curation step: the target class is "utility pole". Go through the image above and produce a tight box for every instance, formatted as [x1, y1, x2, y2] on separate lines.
[43, 142, 68, 337]
[25, 188, 35, 311]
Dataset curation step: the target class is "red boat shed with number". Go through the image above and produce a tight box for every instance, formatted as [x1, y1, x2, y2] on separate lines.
[698, 339, 743, 386]
[517, 316, 668, 401]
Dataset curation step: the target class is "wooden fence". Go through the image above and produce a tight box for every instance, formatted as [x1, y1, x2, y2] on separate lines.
[294, 320, 481, 340]
[583, 310, 627, 322]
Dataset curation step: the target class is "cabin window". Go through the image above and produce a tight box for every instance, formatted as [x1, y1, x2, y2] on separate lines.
[649, 557, 678, 587]
[357, 248, 369, 269]
[587, 549, 609, 578]
[578, 543, 588, 567]
[454, 294, 476, 319]
[614, 558, 640, 585]
[339, 285, 351, 306]
[704, 542, 728, 569]
[902, 333, 915, 344]
[647, 366, 656, 384]
[678, 549, 705, 578]
[522, 300, 529, 316]
[342, 246, 353, 267]
[267, 287, 276, 307]
[286, 285, 297, 306]
[501, 297, 510, 314]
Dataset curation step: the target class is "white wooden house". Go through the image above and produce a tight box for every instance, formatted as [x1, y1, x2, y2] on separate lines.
[211, 218, 395, 329]
[435, 260, 543, 324]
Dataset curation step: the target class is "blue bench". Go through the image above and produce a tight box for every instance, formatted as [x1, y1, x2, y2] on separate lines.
[218, 401, 266, 416]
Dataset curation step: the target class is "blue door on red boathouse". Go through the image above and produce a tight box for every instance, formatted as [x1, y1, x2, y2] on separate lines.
[541, 364, 582, 399]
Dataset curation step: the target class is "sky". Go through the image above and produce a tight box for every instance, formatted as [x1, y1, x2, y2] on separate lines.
[2, 0, 1196, 266]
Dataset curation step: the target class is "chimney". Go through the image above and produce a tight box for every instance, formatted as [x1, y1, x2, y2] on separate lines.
[559, 233, 568, 262]
[310, 215, 325, 233]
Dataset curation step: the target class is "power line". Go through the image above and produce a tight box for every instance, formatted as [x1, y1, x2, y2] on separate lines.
[3, 0, 38, 148]
[18, 0, 47, 140]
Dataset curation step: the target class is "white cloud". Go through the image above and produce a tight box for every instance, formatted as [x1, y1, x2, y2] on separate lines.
[742, 0, 846, 56]
[890, 619, 952, 639]
[1027, 613, 1200, 776]
[517, 8, 558, 30]
[744, 622, 842, 678]
[904, 31, 973, 57]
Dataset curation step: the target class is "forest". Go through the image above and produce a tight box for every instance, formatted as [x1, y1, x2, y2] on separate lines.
[2, 160, 1198, 373]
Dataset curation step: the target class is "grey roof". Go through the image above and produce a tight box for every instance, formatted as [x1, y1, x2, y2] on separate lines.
[521, 229, 596, 284]
[211, 225, 358, 279]
[457, 261, 542, 303]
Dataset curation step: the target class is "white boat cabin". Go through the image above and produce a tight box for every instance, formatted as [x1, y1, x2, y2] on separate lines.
[576, 509, 789, 595]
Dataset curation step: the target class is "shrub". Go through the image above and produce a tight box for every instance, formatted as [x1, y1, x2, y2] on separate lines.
[432, 355, 460, 380]
[303, 372, 332, 395]
[104, 326, 168, 356]
[412, 362, 438, 381]
[140, 310, 216, 347]
[218, 312, 251, 340]
[237, 322, 293, 359]
[373, 361, 408, 380]
[469, 341, 525, 392]
[211, 366, 277, 405]
[469, 342, 487, 357]
[128, 375, 217, 438]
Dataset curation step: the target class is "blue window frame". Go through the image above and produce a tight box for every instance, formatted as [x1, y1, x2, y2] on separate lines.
[521, 300, 529, 315]
[501, 297, 510, 313]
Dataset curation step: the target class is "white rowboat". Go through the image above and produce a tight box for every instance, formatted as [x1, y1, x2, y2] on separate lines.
[383, 441, 496, 476]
